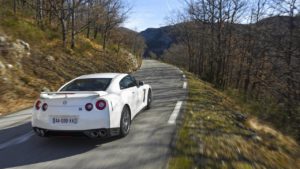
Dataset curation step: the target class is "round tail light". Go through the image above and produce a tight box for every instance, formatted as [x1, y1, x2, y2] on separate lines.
[96, 100, 106, 110]
[35, 100, 41, 110]
[85, 103, 93, 111]
[42, 103, 48, 111]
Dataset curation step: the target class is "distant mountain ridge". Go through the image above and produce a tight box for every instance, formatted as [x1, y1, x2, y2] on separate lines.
[140, 26, 175, 58]
[140, 16, 300, 58]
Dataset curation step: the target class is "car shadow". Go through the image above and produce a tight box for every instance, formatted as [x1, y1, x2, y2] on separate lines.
[0, 123, 122, 169]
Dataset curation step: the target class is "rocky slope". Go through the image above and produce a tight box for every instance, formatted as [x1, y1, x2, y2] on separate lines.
[0, 30, 139, 116]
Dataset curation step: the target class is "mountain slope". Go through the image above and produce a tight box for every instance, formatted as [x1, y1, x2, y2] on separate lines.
[140, 26, 175, 58]
[0, 10, 140, 116]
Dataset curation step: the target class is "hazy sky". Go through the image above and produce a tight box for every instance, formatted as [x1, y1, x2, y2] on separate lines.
[123, 0, 183, 32]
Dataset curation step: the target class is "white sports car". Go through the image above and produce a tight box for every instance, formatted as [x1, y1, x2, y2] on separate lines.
[32, 73, 152, 138]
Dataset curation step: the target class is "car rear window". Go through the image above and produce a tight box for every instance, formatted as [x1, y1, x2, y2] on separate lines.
[60, 78, 112, 91]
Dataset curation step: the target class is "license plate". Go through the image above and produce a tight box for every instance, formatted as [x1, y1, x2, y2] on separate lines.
[51, 116, 79, 125]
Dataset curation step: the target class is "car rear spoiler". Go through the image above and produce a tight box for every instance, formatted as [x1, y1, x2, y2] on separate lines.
[40, 91, 101, 99]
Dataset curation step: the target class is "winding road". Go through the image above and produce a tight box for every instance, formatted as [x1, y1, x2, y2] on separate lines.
[0, 60, 187, 169]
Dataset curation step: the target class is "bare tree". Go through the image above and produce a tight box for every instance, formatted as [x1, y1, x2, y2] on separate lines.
[13, 0, 17, 14]
[47, 0, 69, 47]
[271, 0, 300, 118]
[36, 0, 44, 27]
[100, 0, 128, 50]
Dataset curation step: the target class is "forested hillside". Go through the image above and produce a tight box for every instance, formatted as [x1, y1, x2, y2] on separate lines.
[0, 0, 145, 115]
[140, 26, 175, 58]
[142, 0, 300, 141]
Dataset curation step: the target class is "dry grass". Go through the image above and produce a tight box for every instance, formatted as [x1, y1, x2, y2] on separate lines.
[0, 11, 140, 116]
[168, 72, 300, 169]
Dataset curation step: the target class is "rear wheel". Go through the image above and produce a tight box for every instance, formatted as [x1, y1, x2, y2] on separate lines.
[146, 90, 152, 110]
[120, 106, 131, 137]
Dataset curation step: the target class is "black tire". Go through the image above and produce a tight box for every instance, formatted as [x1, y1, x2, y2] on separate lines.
[120, 106, 131, 137]
[146, 90, 152, 110]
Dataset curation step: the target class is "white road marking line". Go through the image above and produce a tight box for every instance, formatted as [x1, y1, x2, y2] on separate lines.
[183, 82, 187, 89]
[168, 101, 183, 124]
[183, 74, 186, 78]
[0, 131, 34, 150]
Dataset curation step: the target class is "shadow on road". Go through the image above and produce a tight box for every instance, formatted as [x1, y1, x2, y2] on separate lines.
[0, 129, 122, 168]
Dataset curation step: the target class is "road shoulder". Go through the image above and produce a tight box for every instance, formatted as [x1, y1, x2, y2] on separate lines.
[168, 72, 300, 169]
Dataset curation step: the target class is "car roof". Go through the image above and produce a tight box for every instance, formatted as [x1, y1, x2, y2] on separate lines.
[77, 73, 128, 79]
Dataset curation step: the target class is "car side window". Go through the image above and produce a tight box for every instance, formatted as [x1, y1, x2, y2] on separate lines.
[130, 76, 137, 86]
[120, 75, 136, 90]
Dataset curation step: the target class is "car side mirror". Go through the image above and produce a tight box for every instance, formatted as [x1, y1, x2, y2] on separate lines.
[138, 81, 144, 87]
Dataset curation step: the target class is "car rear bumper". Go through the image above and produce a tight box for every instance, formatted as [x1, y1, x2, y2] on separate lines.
[32, 109, 111, 131]
[32, 127, 120, 138]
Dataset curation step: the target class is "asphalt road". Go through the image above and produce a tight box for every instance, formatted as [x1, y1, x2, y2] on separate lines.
[0, 60, 187, 169]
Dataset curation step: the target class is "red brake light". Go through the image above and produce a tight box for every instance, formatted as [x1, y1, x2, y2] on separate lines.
[96, 100, 106, 110]
[85, 103, 93, 111]
[35, 100, 41, 110]
[42, 103, 48, 111]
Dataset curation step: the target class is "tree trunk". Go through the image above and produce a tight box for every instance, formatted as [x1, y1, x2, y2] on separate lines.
[61, 19, 67, 47]
[93, 24, 98, 39]
[71, 0, 75, 49]
[86, 24, 90, 38]
[102, 32, 107, 50]
[209, 0, 215, 83]
[235, 55, 245, 89]
[86, 1, 91, 38]
[244, 58, 253, 93]
[60, 0, 67, 47]
[285, 14, 296, 118]
[13, 0, 17, 14]
[36, 0, 43, 27]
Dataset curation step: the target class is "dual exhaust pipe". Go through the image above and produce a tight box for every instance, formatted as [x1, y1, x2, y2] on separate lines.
[34, 128, 108, 138]
[84, 129, 108, 138]
[34, 128, 48, 137]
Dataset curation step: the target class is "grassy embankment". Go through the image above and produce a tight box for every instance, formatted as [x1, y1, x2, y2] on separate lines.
[0, 9, 141, 115]
[168, 72, 300, 169]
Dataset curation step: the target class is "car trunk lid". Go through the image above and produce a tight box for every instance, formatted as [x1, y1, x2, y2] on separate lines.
[40, 91, 107, 107]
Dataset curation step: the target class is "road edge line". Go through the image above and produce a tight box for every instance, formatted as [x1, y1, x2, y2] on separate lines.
[168, 101, 183, 124]
[183, 82, 187, 89]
